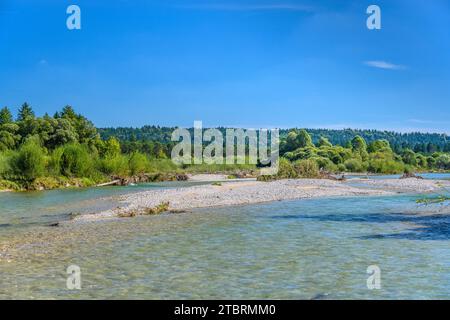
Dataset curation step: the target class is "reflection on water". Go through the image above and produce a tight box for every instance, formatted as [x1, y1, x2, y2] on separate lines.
[1, 192, 449, 299]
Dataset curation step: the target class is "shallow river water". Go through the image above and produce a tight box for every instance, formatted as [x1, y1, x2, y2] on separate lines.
[0, 179, 449, 299]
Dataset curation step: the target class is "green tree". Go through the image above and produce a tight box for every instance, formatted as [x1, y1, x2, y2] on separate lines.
[402, 149, 417, 166]
[297, 129, 313, 148]
[293, 159, 320, 178]
[59, 144, 93, 177]
[317, 136, 332, 147]
[102, 137, 121, 158]
[0, 107, 13, 125]
[17, 102, 35, 122]
[12, 137, 46, 180]
[59, 105, 98, 144]
[351, 135, 369, 161]
[0, 107, 20, 150]
[368, 140, 392, 153]
[285, 130, 300, 152]
[416, 154, 428, 168]
[128, 152, 148, 175]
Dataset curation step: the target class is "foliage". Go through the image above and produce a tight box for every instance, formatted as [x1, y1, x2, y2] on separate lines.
[2, 102, 450, 190]
[11, 137, 46, 180]
[128, 152, 149, 175]
[59, 144, 94, 177]
[293, 159, 320, 178]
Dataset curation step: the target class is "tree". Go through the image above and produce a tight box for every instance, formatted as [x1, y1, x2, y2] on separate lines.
[402, 149, 417, 166]
[285, 131, 300, 152]
[0, 107, 19, 150]
[317, 136, 332, 147]
[128, 152, 148, 175]
[17, 102, 35, 122]
[435, 154, 450, 170]
[427, 142, 438, 154]
[416, 154, 428, 168]
[0, 107, 13, 125]
[368, 140, 392, 153]
[351, 135, 369, 161]
[59, 143, 93, 177]
[12, 137, 46, 180]
[60, 105, 97, 144]
[46, 118, 79, 148]
[297, 129, 313, 148]
[102, 137, 121, 158]
[0, 124, 20, 150]
[60, 105, 77, 120]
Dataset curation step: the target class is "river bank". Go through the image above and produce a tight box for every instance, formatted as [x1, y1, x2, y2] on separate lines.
[72, 177, 450, 222]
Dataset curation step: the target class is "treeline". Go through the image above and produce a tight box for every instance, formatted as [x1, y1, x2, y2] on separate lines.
[0, 103, 177, 190]
[2, 102, 450, 190]
[301, 128, 450, 154]
[99, 127, 450, 154]
[274, 129, 450, 178]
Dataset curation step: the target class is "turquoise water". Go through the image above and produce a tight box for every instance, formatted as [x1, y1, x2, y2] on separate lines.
[0, 181, 210, 229]
[1, 181, 450, 299]
[345, 173, 450, 180]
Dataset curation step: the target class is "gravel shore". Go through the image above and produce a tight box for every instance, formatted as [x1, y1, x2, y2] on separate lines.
[73, 177, 450, 222]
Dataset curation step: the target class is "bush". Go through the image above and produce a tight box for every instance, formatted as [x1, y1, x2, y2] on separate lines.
[293, 159, 320, 178]
[368, 159, 405, 174]
[344, 159, 366, 172]
[276, 158, 297, 179]
[59, 144, 94, 177]
[128, 152, 149, 175]
[435, 154, 450, 170]
[11, 138, 46, 180]
[0, 151, 13, 178]
[0, 179, 21, 190]
[311, 156, 337, 172]
[98, 155, 130, 176]
[47, 147, 64, 176]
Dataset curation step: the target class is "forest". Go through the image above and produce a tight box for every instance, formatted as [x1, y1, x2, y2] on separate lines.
[1, 102, 450, 190]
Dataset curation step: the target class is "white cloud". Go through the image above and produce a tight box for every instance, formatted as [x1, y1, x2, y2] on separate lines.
[364, 60, 406, 70]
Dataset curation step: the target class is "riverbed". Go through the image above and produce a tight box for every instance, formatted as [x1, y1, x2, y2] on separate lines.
[0, 176, 449, 299]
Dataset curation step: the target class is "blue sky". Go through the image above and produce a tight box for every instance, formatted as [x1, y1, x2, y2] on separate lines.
[1, 0, 449, 132]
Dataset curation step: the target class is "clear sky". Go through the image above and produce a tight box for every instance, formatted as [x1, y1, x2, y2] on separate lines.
[1, 0, 449, 132]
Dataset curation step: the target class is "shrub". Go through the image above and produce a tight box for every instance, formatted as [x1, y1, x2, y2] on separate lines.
[0, 151, 13, 178]
[368, 159, 405, 174]
[59, 144, 94, 177]
[344, 159, 365, 172]
[293, 159, 320, 178]
[311, 156, 337, 172]
[0, 179, 21, 190]
[435, 154, 450, 170]
[144, 202, 170, 215]
[47, 147, 64, 176]
[11, 138, 46, 180]
[276, 158, 297, 179]
[128, 152, 148, 175]
[98, 155, 130, 176]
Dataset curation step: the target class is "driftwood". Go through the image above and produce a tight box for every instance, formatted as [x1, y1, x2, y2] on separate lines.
[96, 180, 122, 187]
[97, 173, 190, 187]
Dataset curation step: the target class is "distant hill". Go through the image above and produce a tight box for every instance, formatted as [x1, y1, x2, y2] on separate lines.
[98, 126, 450, 154]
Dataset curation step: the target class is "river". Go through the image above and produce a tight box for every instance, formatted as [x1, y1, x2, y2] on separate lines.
[0, 175, 449, 299]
